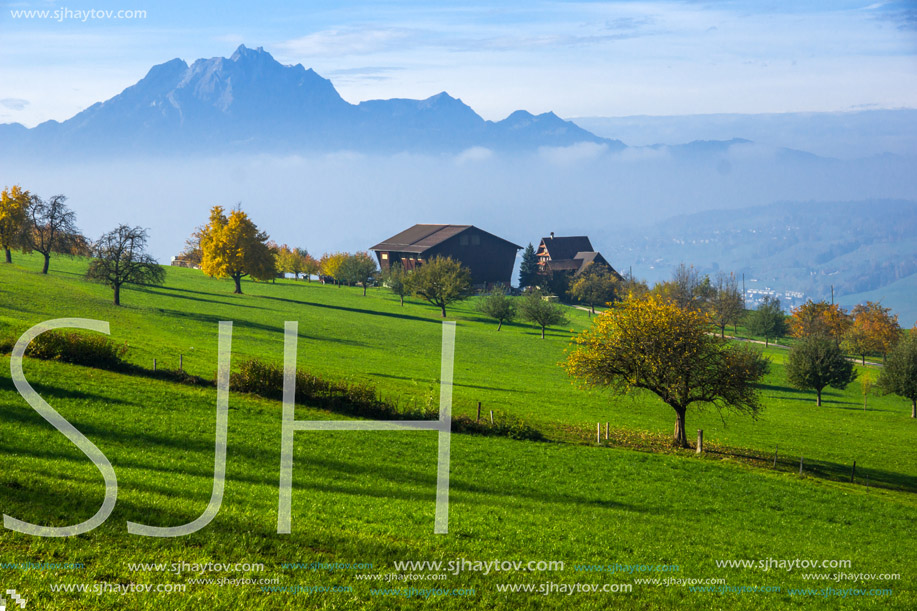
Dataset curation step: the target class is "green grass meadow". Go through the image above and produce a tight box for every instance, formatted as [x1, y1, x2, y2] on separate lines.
[1, 253, 914, 609]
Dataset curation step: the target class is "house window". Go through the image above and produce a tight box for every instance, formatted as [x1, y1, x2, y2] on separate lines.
[471, 235, 480, 246]
[460, 235, 469, 246]
[381, 253, 388, 260]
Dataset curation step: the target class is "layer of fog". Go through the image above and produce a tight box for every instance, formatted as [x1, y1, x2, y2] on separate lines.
[4, 142, 916, 268]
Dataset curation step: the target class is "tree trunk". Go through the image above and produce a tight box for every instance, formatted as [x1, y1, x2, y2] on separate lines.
[362, 284, 367, 296]
[816, 388, 822, 407]
[541, 325, 546, 339]
[41, 253, 50, 274]
[233, 274, 243, 294]
[400, 295, 404, 306]
[113, 283, 121, 306]
[497, 320, 503, 331]
[3, 248, 10, 263]
[591, 304, 596, 315]
[765, 337, 769, 347]
[673, 408, 688, 448]
[912, 400, 916, 419]
[440, 304, 447, 318]
[721, 325, 725, 338]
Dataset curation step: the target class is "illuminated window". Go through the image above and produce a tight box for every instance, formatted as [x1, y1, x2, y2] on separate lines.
[381, 253, 388, 260]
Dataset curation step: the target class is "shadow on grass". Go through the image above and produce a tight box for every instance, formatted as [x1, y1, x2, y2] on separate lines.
[705, 448, 917, 493]
[367, 372, 527, 394]
[151, 307, 366, 346]
[261, 294, 442, 325]
[133, 286, 266, 310]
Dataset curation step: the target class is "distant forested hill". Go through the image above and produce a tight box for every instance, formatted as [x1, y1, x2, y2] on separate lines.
[601, 200, 917, 323]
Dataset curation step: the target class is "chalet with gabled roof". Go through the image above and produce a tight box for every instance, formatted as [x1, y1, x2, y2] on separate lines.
[370, 224, 521, 288]
[536, 232, 620, 278]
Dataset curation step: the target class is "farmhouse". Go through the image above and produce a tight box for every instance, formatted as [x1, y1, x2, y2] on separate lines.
[370, 224, 521, 288]
[536, 233, 620, 278]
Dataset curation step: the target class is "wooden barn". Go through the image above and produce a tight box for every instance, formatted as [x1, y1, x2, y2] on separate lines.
[536, 233, 620, 278]
[370, 224, 521, 288]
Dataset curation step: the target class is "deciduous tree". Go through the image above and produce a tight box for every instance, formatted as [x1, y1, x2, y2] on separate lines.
[786, 336, 857, 406]
[0, 185, 32, 263]
[709, 272, 744, 337]
[847, 302, 901, 363]
[745, 295, 788, 347]
[519, 290, 568, 339]
[877, 333, 917, 418]
[790, 300, 851, 345]
[319, 252, 347, 285]
[338, 251, 378, 296]
[477, 285, 516, 330]
[405, 255, 473, 317]
[565, 294, 768, 447]
[199, 206, 275, 294]
[382, 262, 409, 306]
[26, 194, 84, 274]
[86, 225, 165, 306]
[568, 263, 619, 315]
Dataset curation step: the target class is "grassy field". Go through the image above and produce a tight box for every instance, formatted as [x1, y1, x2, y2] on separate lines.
[1, 253, 914, 609]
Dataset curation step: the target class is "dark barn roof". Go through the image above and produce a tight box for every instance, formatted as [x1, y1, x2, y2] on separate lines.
[540, 236, 594, 261]
[371, 224, 521, 253]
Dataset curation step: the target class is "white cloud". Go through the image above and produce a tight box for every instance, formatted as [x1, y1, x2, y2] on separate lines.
[0, 98, 30, 111]
[455, 146, 494, 164]
[538, 142, 609, 165]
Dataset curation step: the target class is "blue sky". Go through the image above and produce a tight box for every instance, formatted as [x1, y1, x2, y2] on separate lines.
[1, 0, 915, 126]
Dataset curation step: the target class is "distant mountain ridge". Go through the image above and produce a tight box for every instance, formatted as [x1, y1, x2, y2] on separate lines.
[0, 45, 622, 156]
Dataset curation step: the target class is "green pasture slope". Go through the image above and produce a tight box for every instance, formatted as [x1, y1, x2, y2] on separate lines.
[0, 253, 914, 610]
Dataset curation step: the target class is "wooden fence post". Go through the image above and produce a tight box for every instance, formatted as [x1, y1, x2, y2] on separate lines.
[477, 402, 481, 422]
[489, 410, 494, 425]
[605, 422, 609, 441]
[696, 429, 703, 454]
[596, 422, 601, 444]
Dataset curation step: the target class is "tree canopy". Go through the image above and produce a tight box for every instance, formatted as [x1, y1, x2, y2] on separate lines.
[405, 255, 473, 317]
[565, 293, 768, 447]
[86, 225, 165, 306]
[382, 262, 409, 306]
[519, 290, 568, 338]
[786, 335, 857, 406]
[877, 333, 917, 418]
[845, 301, 901, 363]
[518, 242, 540, 289]
[477, 285, 517, 330]
[338, 252, 378, 296]
[568, 263, 618, 314]
[745, 295, 788, 347]
[709, 272, 744, 337]
[199, 205, 275, 294]
[790, 300, 851, 345]
[26, 194, 86, 274]
[0, 185, 32, 264]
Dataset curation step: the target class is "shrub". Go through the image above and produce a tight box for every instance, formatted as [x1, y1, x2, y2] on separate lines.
[16, 331, 128, 369]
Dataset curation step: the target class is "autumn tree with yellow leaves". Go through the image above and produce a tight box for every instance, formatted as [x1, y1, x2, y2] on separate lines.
[0, 185, 32, 263]
[565, 293, 769, 448]
[789, 300, 851, 345]
[199, 206, 275, 294]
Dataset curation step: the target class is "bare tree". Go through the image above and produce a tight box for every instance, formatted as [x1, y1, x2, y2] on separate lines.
[87, 225, 165, 305]
[709, 272, 745, 337]
[26, 194, 83, 274]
